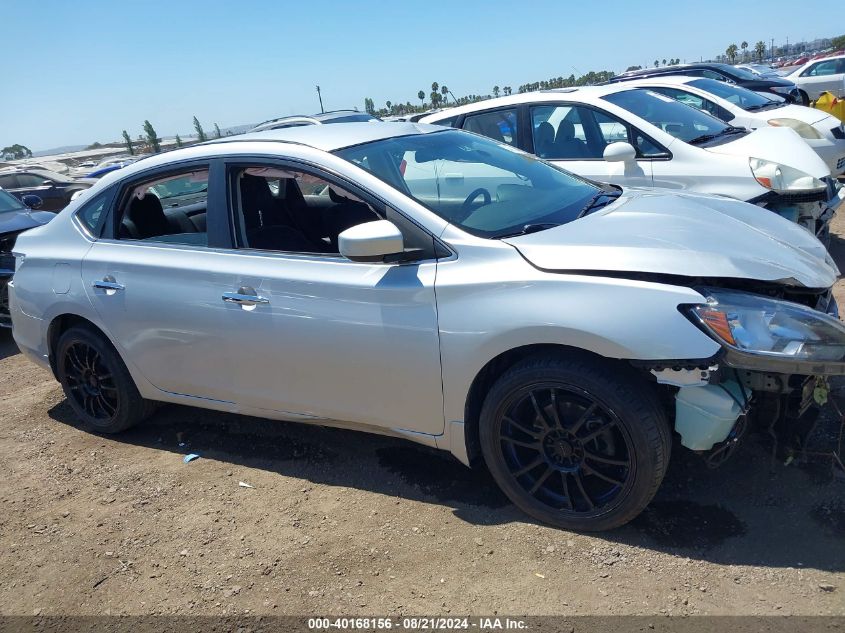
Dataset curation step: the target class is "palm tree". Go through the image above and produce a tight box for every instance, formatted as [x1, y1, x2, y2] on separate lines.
[418, 90, 425, 107]
[755, 40, 766, 62]
[653, 59, 659, 68]
[662, 58, 667, 66]
[121, 130, 134, 155]
[142, 120, 160, 153]
[503, 86, 512, 96]
[741, 41, 748, 62]
[385, 100, 392, 114]
[493, 85, 500, 97]
[441, 85, 449, 103]
[726, 43, 739, 63]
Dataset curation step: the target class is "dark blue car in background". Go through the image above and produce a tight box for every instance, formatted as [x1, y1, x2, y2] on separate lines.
[0, 188, 53, 326]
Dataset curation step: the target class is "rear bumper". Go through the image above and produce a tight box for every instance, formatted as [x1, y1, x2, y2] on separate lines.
[7, 280, 50, 371]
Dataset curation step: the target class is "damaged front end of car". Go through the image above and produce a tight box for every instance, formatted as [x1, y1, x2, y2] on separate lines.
[751, 174, 844, 246]
[642, 280, 845, 467]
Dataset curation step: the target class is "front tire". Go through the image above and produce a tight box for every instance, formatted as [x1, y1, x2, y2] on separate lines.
[479, 353, 670, 531]
[56, 325, 155, 433]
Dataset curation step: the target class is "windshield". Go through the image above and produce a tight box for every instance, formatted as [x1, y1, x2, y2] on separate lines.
[30, 169, 74, 184]
[334, 130, 603, 238]
[602, 89, 730, 143]
[0, 189, 26, 213]
[688, 78, 779, 111]
[712, 63, 759, 81]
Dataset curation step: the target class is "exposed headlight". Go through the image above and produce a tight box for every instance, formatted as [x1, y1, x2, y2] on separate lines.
[767, 118, 823, 139]
[749, 157, 826, 192]
[687, 289, 845, 362]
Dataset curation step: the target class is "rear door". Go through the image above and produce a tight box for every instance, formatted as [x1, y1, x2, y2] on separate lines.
[80, 160, 244, 403]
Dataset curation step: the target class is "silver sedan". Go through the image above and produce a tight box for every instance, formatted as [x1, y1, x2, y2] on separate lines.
[10, 123, 845, 531]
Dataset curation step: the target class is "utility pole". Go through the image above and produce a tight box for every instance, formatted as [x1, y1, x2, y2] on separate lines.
[771, 38, 775, 62]
[786, 36, 789, 57]
[316, 85, 324, 113]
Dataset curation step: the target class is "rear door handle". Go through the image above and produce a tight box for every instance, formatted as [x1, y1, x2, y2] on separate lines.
[222, 292, 270, 306]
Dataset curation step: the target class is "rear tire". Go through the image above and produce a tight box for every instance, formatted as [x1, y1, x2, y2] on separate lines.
[479, 353, 670, 531]
[798, 90, 810, 106]
[56, 325, 155, 433]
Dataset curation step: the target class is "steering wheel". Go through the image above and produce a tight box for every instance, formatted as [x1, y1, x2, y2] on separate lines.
[460, 188, 492, 218]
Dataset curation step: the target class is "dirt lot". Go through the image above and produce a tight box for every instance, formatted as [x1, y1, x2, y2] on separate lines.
[1, 215, 844, 618]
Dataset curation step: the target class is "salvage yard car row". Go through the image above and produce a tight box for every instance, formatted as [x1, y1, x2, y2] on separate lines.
[4, 66, 845, 532]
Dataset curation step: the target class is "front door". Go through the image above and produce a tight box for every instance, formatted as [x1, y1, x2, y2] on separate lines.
[799, 59, 845, 99]
[527, 104, 654, 188]
[214, 161, 445, 435]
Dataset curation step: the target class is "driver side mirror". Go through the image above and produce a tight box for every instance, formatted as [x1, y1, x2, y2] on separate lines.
[603, 142, 637, 163]
[41, 180, 55, 188]
[338, 220, 404, 263]
[21, 194, 43, 209]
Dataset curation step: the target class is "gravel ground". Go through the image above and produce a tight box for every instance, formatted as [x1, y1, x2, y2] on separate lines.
[0, 212, 844, 617]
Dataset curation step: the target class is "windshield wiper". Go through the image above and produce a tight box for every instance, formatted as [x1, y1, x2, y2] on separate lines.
[576, 190, 621, 219]
[687, 125, 746, 145]
[495, 223, 561, 238]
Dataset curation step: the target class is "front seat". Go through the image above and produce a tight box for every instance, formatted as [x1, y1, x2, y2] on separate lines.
[553, 120, 589, 158]
[324, 187, 380, 251]
[534, 121, 555, 157]
[239, 174, 291, 230]
[125, 193, 170, 239]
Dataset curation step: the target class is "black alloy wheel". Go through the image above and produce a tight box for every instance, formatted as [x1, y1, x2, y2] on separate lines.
[56, 325, 156, 433]
[480, 353, 671, 531]
[62, 340, 119, 420]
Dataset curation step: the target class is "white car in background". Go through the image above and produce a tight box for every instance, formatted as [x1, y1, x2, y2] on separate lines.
[420, 86, 843, 242]
[616, 76, 845, 175]
[786, 55, 845, 101]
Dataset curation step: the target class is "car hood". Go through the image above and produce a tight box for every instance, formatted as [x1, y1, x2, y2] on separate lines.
[703, 127, 830, 178]
[0, 209, 52, 236]
[503, 188, 838, 289]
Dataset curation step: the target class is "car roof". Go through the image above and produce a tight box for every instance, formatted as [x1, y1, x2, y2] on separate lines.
[214, 121, 441, 152]
[89, 122, 445, 188]
[616, 75, 698, 88]
[418, 85, 644, 121]
[251, 110, 377, 130]
[611, 63, 742, 81]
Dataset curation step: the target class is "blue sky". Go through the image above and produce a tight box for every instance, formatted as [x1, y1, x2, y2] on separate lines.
[1, 0, 833, 151]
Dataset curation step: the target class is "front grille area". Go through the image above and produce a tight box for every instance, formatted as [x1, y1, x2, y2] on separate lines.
[0, 231, 20, 274]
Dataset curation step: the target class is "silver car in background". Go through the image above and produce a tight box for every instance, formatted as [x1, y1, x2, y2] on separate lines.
[10, 123, 845, 531]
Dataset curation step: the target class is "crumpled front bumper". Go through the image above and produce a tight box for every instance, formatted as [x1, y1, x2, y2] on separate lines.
[757, 177, 845, 245]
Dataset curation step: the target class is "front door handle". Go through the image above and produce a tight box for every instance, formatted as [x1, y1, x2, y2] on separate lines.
[92, 277, 124, 292]
[222, 292, 270, 306]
